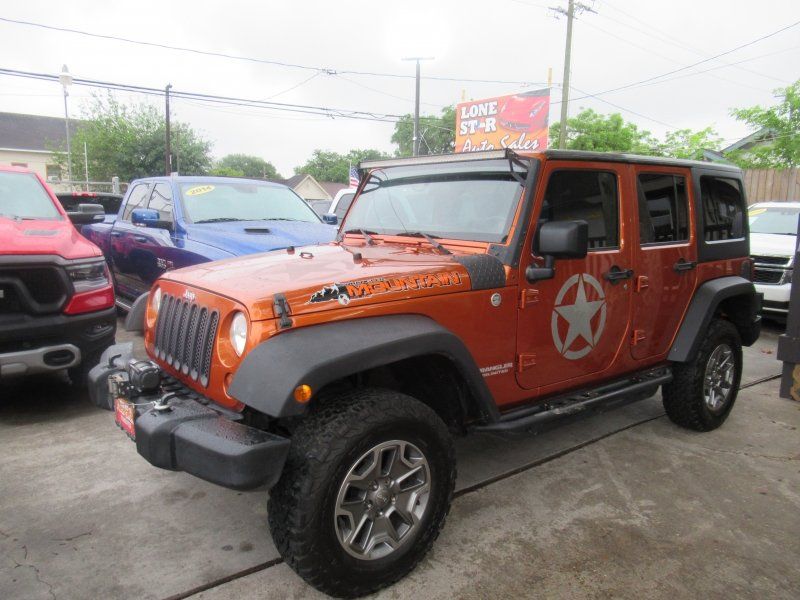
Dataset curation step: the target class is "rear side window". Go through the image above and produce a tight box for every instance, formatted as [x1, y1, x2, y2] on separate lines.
[334, 193, 355, 218]
[637, 174, 689, 244]
[122, 183, 150, 221]
[147, 183, 174, 222]
[542, 170, 619, 249]
[700, 176, 744, 241]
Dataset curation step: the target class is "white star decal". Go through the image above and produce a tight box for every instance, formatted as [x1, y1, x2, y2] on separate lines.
[553, 275, 606, 355]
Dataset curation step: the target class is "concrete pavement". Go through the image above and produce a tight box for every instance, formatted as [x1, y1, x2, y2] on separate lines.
[0, 323, 795, 599]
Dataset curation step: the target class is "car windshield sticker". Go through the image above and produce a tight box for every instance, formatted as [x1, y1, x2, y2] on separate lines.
[308, 272, 463, 305]
[551, 273, 607, 360]
[185, 185, 215, 196]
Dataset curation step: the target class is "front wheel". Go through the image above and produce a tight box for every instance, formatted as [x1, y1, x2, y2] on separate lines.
[663, 318, 742, 431]
[268, 388, 456, 598]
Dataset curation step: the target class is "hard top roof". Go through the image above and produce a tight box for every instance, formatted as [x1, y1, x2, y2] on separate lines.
[360, 149, 741, 173]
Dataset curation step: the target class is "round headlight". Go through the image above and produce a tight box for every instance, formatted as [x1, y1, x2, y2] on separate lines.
[230, 311, 248, 356]
[151, 287, 162, 313]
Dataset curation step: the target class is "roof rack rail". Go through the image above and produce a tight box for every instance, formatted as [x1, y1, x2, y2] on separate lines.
[359, 149, 530, 171]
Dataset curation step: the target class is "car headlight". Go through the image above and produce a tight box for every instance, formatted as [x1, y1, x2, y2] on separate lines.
[151, 287, 162, 313]
[230, 311, 248, 356]
[66, 260, 109, 293]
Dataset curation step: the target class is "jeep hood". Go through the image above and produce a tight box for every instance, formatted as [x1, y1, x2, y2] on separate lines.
[0, 216, 102, 260]
[162, 243, 497, 318]
[184, 220, 336, 256]
[750, 232, 796, 259]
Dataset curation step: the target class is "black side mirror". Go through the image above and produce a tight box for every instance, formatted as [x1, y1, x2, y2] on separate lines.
[322, 213, 338, 225]
[66, 203, 105, 225]
[526, 220, 589, 282]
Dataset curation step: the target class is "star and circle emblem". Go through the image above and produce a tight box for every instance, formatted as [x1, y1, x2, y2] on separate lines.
[550, 273, 607, 360]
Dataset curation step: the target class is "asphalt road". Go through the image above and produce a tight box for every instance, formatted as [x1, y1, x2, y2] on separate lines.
[0, 321, 795, 600]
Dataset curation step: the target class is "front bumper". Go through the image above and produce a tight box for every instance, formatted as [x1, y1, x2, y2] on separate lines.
[0, 343, 81, 378]
[90, 344, 290, 491]
[754, 282, 790, 314]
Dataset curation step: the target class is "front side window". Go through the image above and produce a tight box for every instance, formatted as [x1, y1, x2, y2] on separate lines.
[180, 182, 320, 224]
[343, 173, 523, 243]
[701, 176, 744, 241]
[748, 206, 800, 236]
[541, 170, 619, 249]
[637, 173, 689, 244]
[148, 183, 174, 222]
[0, 171, 61, 220]
[122, 183, 151, 221]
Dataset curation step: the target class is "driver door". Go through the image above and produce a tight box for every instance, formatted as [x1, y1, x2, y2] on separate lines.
[516, 162, 633, 393]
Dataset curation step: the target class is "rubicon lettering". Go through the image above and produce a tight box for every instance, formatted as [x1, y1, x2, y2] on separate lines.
[308, 272, 463, 304]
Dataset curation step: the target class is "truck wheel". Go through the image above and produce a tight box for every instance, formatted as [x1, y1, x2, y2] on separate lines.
[268, 388, 456, 598]
[663, 318, 742, 431]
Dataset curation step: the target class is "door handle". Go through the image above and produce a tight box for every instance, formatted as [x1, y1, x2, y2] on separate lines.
[603, 266, 634, 283]
[133, 235, 148, 243]
[674, 259, 696, 272]
[110, 231, 122, 238]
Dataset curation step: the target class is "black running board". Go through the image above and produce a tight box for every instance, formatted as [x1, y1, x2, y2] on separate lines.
[472, 367, 672, 433]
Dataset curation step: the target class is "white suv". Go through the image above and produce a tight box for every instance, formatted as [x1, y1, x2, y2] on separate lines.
[749, 201, 800, 318]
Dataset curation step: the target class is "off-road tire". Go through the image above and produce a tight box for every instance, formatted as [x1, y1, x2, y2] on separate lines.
[268, 388, 456, 598]
[663, 318, 742, 431]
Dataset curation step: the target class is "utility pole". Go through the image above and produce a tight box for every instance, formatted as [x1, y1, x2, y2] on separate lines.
[402, 57, 434, 157]
[165, 83, 172, 175]
[552, 0, 595, 149]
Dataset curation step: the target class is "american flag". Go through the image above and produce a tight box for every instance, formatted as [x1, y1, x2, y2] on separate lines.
[348, 166, 359, 188]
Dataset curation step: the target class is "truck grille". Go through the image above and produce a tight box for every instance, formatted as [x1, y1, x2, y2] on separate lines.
[753, 269, 784, 285]
[154, 293, 219, 387]
[0, 266, 69, 314]
[752, 255, 790, 267]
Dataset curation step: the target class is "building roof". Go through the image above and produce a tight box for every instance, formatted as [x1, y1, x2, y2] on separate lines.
[319, 181, 348, 197]
[283, 174, 306, 188]
[722, 127, 775, 154]
[0, 112, 76, 152]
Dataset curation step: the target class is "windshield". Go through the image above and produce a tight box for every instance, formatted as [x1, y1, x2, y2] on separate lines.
[180, 182, 321, 224]
[342, 172, 523, 243]
[0, 172, 61, 220]
[749, 206, 800, 235]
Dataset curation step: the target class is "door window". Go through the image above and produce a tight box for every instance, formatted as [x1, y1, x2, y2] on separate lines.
[700, 176, 744, 241]
[147, 183, 174, 222]
[334, 192, 355, 218]
[637, 174, 689, 244]
[541, 170, 619, 250]
[122, 183, 150, 221]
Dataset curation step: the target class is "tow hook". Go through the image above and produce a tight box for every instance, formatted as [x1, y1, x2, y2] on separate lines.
[152, 391, 179, 413]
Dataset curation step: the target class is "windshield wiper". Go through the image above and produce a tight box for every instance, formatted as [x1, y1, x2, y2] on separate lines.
[194, 217, 241, 223]
[343, 228, 376, 246]
[397, 231, 452, 255]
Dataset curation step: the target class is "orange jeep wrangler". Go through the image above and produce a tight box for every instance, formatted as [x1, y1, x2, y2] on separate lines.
[91, 149, 761, 597]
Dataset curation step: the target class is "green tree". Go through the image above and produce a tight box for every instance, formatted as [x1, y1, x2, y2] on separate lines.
[55, 92, 212, 182]
[391, 106, 456, 157]
[210, 154, 281, 179]
[549, 109, 659, 154]
[728, 80, 800, 168]
[296, 149, 389, 183]
[659, 127, 723, 160]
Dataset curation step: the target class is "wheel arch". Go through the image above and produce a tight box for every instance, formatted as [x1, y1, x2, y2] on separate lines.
[228, 314, 500, 424]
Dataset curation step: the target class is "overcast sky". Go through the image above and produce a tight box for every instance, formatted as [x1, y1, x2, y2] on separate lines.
[1, 0, 798, 177]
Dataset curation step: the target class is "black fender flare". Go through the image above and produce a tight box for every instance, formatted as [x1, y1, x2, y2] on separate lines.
[669, 276, 760, 363]
[227, 314, 499, 420]
[124, 292, 149, 333]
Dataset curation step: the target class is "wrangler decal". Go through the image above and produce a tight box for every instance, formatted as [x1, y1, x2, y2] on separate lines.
[308, 272, 463, 305]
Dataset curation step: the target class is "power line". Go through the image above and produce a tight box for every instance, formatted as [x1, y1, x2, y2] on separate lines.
[0, 16, 548, 87]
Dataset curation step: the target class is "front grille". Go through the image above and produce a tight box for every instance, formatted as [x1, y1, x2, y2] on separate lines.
[0, 266, 68, 314]
[753, 269, 784, 284]
[154, 293, 219, 387]
[752, 255, 790, 267]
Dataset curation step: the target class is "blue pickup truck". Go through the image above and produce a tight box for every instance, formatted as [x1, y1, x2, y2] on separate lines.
[82, 176, 337, 309]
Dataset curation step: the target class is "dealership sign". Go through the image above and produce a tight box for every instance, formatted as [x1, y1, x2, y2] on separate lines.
[455, 89, 550, 153]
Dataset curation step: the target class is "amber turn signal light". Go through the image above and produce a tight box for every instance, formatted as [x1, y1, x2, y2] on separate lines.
[293, 384, 313, 403]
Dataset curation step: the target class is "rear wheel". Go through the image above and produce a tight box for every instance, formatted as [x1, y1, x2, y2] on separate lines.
[268, 388, 455, 598]
[663, 318, 742, 431]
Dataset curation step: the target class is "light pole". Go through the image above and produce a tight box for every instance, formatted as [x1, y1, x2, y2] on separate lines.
[59, 65, 73, 185]
[402, 57, 433, 156]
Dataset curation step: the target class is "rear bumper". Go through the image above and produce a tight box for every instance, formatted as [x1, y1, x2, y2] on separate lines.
[91, 343, 290, 491]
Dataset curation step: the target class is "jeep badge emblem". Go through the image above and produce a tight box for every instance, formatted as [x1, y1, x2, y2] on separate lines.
[490, 293, 502, 307]
[551, 273, 606, 360]
[183, 289, 196, 303]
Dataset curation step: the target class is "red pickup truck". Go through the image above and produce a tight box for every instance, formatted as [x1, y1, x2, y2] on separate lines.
[0, 166, 116, 385]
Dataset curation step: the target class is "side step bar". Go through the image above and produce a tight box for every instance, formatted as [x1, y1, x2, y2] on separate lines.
[472, 367, 672, 433]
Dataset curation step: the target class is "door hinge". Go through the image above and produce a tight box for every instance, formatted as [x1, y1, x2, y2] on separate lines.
[519, 289, 539, 308]
[517, 353, 537, 372]
[635, 275, 649, 292]
[273, 293, 293, 329]
[631, 329, 646, 346]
